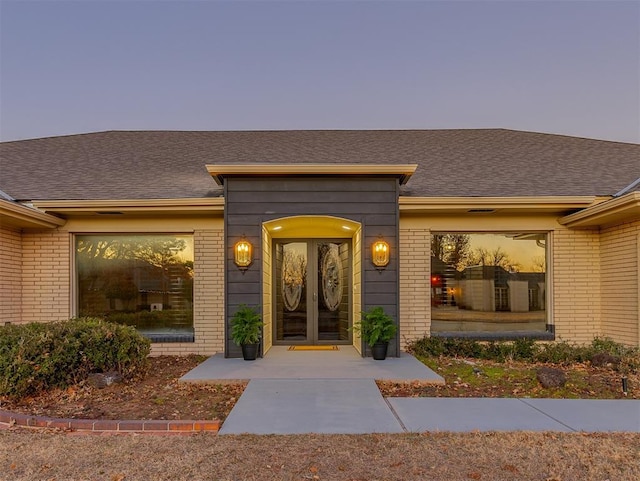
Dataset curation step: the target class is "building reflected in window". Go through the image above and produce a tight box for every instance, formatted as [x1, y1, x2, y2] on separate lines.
[430, 233, 548, 337]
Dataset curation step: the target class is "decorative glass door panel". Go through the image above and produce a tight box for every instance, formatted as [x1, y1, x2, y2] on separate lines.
[276, 242, 308, 341]
[317, 242, 350, 341]
[275, 240, 350, 344]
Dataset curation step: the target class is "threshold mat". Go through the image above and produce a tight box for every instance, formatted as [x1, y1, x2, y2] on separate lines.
[288, 345, 339, 351]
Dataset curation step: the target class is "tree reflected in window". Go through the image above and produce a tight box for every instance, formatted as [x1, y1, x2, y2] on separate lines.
[76, 235, 194, 342]
[431, 233, 548, 338]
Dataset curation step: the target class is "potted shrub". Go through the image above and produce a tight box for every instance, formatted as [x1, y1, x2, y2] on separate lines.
[352, 306, 397, 360]
[230, 305, 263, 361]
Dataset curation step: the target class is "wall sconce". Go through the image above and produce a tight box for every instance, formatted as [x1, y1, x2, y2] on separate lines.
[234, 238, 253, 272]
[371, 239, 390, 270]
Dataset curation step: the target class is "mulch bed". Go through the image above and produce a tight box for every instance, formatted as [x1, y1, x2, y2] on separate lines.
[1, 356, 245, 422]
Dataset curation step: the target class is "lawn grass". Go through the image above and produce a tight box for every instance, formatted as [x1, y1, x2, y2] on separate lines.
[2, 430, 638, 481]
[378, 354, 637, 399]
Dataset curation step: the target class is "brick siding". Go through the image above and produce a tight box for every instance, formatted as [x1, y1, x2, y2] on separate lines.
[21, 230, 71, 323]
[0, 225, 22, 323]
[552, 228, 602, 343]
[600, 220, 639, 346]
[399, 228, 431, 347]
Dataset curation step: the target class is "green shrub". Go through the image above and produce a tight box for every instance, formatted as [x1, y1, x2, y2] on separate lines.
[0, 318, 150, 398]
[408, 336, 446, 357]
[590, 337, 631, 357]
[442, 338, 484, 358]
[511, 338, 537, 361]
[408, 337, 488, 359]
[533, 340, 591, 365]
[406, 335, 639, 369]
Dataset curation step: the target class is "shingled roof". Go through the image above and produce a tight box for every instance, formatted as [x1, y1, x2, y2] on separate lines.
[1, 129, 638, 201]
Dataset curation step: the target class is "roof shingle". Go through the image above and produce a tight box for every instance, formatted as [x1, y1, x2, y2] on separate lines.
[1, 129, 638, 201]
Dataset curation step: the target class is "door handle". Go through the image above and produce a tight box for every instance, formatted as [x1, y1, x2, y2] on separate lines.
[313, 292, 317, 302]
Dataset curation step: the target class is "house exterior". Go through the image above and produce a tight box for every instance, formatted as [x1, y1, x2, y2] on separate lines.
[1, 129, 639, 357]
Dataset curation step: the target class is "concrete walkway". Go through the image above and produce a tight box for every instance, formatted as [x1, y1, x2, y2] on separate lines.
[180, 347, 640, 435]
[387, 397, 640, 433]
[180, 345, 443, 383]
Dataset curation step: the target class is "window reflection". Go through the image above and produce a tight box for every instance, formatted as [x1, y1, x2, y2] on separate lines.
[76, 235, 194, 342]
[431, 233, 547, 336]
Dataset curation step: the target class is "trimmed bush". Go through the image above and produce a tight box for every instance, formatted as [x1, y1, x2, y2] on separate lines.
[0, 318, 150, 398]
[406, 335, 639, 369]
[532, 340, 594, 365]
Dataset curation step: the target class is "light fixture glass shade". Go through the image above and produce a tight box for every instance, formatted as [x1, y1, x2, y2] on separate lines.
[372, 240, 390, 268]
[234, 239, 252, 270]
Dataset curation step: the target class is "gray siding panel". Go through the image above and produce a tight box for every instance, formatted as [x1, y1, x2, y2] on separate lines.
[225, 176, 400, 358]
[229, 178, 397, 193]
[230, 190, 397, 204]
[226, 202, 397, 216]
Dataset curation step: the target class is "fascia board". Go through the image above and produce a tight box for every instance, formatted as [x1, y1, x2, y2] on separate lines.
[399, 196, 596, 214]
[206, 164, 418, 185]
[0, 199, 66, 228]
[559, 192, 640, 227]
[31, 198, 225, 216]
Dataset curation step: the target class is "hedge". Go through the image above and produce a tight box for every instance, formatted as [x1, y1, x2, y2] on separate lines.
[0, 317, 150, 398]
[406, 336, 640, 371]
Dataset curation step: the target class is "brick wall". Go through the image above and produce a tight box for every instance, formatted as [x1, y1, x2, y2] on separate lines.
[16, 224, 224, 355]
[0, 225, 22, 323]
[151, 229, 225, 356]
[600, 220, 639, 346]
[399, 227, 431, 347]
[21, 230, 71, 323]
[552, 228, 602, 343]
[398, 217, 610, 346]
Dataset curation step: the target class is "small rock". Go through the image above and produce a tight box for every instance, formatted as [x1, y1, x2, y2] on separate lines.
[590, 353, 620, 368]
[536, 367, 566, 388]
[87, 371, 123, 389]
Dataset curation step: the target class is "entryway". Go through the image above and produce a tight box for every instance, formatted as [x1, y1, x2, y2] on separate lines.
[222, 172, 402, 359]
[180, 345, 443, 381]
[274, 240, 351, 345]
[259, 215, 364, 356]
[179, 346, 444, 435]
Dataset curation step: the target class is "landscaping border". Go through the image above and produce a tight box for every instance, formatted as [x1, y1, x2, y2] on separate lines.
[0, 409, 219, 434]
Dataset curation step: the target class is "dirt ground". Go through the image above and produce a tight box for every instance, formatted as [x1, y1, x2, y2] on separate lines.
[1, 429, 638, 481]
[2, 355, 639, 480]
[1, 355, 636, 425]
[0, 356, 245, 422]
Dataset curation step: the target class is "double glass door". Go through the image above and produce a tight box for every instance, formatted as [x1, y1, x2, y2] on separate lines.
[275, 240, 351, 344]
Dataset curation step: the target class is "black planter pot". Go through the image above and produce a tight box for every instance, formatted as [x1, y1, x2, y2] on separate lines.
[241, 343, 259, 361]
[371, 342, 389, 361]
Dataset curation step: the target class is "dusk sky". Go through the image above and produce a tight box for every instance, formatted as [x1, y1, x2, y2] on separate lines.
[1, 0, 638, 143]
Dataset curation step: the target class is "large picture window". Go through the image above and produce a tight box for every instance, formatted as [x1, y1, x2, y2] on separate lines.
[431, 233, 550, 338]
[76, 234, 194, 342]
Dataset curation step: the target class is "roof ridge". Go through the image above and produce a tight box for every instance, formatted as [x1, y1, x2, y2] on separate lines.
[0, 130, 117, 143]
[0, 189, 15, 201]
[2, 128, 637, 145]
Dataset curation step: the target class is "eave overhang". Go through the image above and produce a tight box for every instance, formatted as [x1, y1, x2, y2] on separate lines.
[31, 198, 225, 217]
[206, 163, 418, 185]
[0, 199, 66, 229]
[399, 196, 597, 215]
[559, 192, 640, 228]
